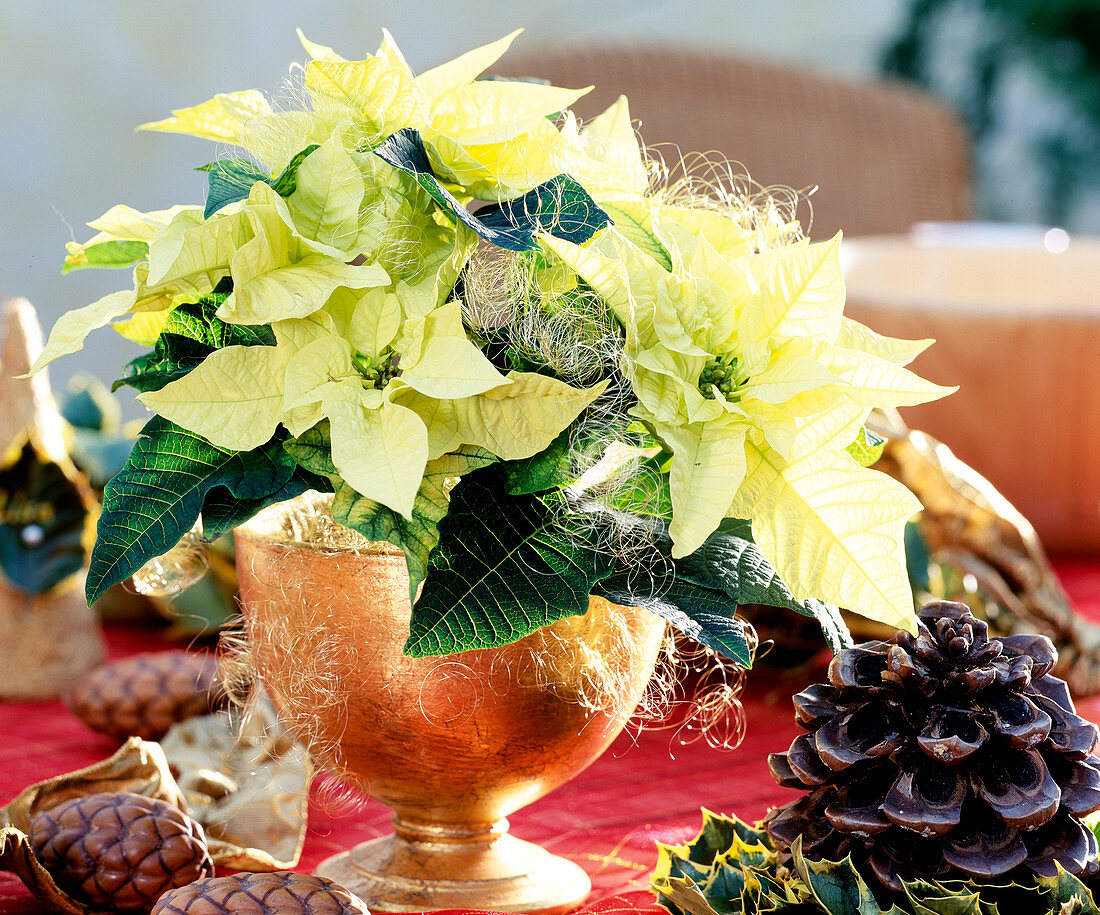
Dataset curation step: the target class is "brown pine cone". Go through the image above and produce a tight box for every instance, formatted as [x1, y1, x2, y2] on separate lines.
[765, 600, 1100, 893]
[64, 651, 222, 741]
[151, 871, 369, 914]
[31, 791, 213, 911]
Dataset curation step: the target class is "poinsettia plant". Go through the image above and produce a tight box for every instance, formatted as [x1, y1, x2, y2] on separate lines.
[35, 29, 953, 664]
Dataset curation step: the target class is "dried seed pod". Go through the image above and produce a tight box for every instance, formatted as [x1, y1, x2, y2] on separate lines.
[765, 600, 1100, 893]
[64, 651, 222, 741]
[151, 871, 370, 914]
[31, 791, 213, 911]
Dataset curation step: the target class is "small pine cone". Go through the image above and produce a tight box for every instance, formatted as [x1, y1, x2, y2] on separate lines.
[31, 792, 213, 911]
[64, 651, 222, 741]
[151, 871, 369, 914]
[765, 600, 1100, 893]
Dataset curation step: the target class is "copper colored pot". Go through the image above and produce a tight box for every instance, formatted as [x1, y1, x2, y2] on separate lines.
[235, 497, 664, 913]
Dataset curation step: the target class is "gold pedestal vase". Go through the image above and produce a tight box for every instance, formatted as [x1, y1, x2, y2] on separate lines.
[235, 497, 664, 914]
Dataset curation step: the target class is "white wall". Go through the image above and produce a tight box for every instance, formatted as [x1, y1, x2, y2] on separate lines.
[0, 0, 908, 408]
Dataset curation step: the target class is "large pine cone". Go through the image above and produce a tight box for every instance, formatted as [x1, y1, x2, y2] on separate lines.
[765, 600, 1100, 892]
[151, 871, 369, 914]
[64, 651, 222, 741]
[31, 792, 213, 911]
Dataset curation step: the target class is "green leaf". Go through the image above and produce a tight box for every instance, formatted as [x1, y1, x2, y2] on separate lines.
[161, 292, 275, 349]
[373, 127, 611, 251]
[647, 514, 852, 656]
[598, 574, 752, 666]
[113, 289, 275, 395]
[845, 426, 887, 468]
[0, 440, 90, 595]
[331, 446, 496, 604]
[60, 239, 148, 273]
[905, 520, 932, 593]
[499, 425, 574, 494]
[903, 880, 985, 915]
[199, 466, 328, 541]
[790, 837, 882, 915]
[404, 467, 615, 656]
[1036, 867, 1100, 914]
[87, 417, 303, 604]
[601, 202, 674, 271]
[201, 144, 320, 218]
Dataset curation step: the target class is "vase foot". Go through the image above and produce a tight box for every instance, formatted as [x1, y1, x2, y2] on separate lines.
[314, 817, 591, 914]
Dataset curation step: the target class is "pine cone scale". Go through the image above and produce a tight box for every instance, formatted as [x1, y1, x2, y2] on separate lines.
[882, 758, 966, 836]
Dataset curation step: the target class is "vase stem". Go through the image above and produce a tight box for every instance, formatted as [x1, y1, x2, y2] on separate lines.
[315, 813, 591, 914]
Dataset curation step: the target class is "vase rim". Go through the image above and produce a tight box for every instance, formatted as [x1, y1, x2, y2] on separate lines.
[236, 490, 404, 555]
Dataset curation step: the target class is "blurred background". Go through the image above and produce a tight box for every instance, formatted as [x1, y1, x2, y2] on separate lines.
[3, 0, 1099, 546]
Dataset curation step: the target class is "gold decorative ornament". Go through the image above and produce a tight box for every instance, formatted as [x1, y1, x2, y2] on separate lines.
[234, 493, 665, 914]
[0, 296, 103, 699]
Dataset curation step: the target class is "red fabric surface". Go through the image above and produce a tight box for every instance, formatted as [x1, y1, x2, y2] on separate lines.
[4, 558, 1100, 914]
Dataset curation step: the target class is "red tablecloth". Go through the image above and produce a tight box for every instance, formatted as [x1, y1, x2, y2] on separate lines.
[5, 558, 1100, 914]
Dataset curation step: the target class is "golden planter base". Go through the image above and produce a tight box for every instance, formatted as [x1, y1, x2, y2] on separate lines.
[315, 816, 590, 914]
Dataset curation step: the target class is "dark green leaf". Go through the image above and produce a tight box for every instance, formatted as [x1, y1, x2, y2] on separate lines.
[598, 575, 752, 666]
[373, 128, 610, 251]
[199, 467, 329, 541]
[201, 144, 320, 218]
[477, 173, 613, 245]
[790, 837, 883, 915]
[672, 521, 853, 654]
[62, 239, 148, 273]
[87, 417, 303, 604]
[1036, 867, 1100, 914]
[905, 520, 932, 593]
[499, 425, 574, 494]
[160, 293, 274, 349]
[405, 467, 615, 656]
[0, 440, 91, 595]
[846, 426, 887, 468]
[113, 290, 273, 394]
[283, 421, 339, 479]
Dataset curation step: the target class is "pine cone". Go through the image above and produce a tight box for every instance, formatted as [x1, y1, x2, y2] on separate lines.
[765, 600, 1100, 892]
[31, 791, 213, 911]
[151, 871, 369, 914]
[64, 651, 222, 741]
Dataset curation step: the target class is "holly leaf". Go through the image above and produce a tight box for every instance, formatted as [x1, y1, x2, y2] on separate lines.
[200, 144, 320, 218]
[373, 127, 610, 251]
[790, 837, 884, 915]
[1035, 866, 1100, 914]
[0, 440, 91, 595]
[87, 417, 303, 604]
[404, 467, 614, 656]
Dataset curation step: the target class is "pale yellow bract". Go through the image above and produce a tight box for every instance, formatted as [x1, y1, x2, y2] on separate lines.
[543, 212, 956, 631]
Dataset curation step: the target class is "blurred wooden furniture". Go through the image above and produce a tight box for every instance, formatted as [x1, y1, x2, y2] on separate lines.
[494, 47, 972, 239]
[844, 236, 1100, 551]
